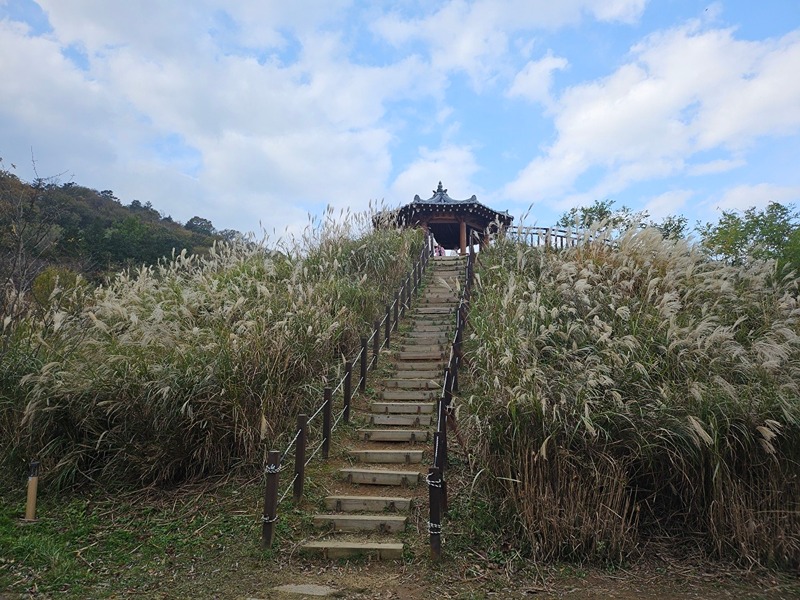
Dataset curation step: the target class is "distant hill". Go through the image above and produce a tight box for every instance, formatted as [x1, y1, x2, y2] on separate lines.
[0, 165, 237, 289]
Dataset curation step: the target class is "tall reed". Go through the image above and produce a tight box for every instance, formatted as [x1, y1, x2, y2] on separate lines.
[466, 226, 800, 567]
[2, 209, 421, 487]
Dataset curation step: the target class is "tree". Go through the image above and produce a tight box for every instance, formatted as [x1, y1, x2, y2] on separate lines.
[699, 202, 800, 268]
[184, 216, 215, 236]
[1, 159, 65, 325]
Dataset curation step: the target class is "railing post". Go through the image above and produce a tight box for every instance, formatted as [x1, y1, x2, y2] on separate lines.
[293, 414, 307, 503]
[372, 319, 380, 369]
[322, 387, 332, 459]
[393, 294, 399, 331]
[405, 276, 411, 311]
[24, 460, 40, 522]
[433, 432, 448, 516]
[360, 337, 368, 392]
[385, 304, 391, 349]
[452, 341, 460, 393]
[428, 467, 443, 560]
[343, 361, 352, 423]
[262, 450, 280, 548]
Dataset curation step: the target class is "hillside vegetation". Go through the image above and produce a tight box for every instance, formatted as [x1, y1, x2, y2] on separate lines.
[1, 208, 422, 487]
[466, 226, 800, 568]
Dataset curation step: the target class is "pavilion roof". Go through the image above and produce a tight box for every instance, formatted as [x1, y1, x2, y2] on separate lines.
[397, 181, 513, 226]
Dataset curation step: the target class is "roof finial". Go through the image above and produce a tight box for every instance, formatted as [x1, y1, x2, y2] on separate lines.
[435, 181, 446, 195]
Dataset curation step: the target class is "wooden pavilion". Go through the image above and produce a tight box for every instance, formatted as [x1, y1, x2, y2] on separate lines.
[394, 182, 513, 255]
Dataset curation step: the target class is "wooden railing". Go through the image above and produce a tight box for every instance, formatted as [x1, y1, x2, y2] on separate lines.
[506, 225, 579, 248]
[261, 233, 435, 548]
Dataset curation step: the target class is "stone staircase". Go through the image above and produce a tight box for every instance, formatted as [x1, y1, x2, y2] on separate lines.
[300, 255, 466, 560]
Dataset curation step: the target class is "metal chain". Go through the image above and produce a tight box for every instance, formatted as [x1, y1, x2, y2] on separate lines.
[428, 521, 442, 534]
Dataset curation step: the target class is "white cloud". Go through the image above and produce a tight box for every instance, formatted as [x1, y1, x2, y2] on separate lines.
[507, 51, 568, 106]
[390, 145, 480, 206]
[643, 189, 693, 220]
[373, 0, 646, 86]
[505, 23, 800, 205]
[687, 158, 746, 176]
[715, 184, 800, 213]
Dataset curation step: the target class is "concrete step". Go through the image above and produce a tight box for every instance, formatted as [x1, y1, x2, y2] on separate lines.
[407, 321, 451, 330]
[393, 365, 443, 376]
[403, 332, 450, 341]
[300, 541, 404, 560]
[383, 378, 438, 389]
[380, 389, 437, 401]
[413, 307, 454, 315]
[357, 429, 429, 442]
[371, 401, 435, 413]
[399, 343, 445, 352]
[396, 351, 446, 361]
[340, 468, 422, 486]
[369, 414, 432, 427]
[349, 449, 424, 464]
[324, 495, 412, 512]
[420, 296, 459, 304]
[313, 514, 408, 533]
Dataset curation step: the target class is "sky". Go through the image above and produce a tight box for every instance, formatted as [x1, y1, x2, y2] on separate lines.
[1, 0, 799, 238]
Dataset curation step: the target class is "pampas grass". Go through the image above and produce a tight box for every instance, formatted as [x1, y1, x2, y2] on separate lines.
[465, 224, 800, 567]
[2, 208, 421, 487]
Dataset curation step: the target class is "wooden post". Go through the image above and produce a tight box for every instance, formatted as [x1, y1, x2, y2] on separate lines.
[434, 432, 448, 516]
[322, 387, 332, 459]
[399, 284, 406, 318]
[405, 276, 411, 311]
[343, 361, 352, 423]
[459, 220, 467, 256]
[359, 337, 368, 392]
[261, 450, 280, 548]
[393, 294, 399, 331]
[452, 341, 460, 393]
[23, 460, 40, 522]
[428, 467, 443, 560]
[372, 319, 380, 369]
[293, 414, 307, 503]
[385, 304, 391, 349]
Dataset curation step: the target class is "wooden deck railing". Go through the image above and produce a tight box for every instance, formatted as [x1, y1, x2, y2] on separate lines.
[506, 225, 579, 248]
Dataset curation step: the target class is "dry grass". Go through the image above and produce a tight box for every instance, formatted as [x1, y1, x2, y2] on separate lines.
[464, 225, 800, 568]
[1, 208, 422, 488]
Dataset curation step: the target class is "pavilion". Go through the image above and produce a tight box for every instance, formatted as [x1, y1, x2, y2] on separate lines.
[394, 182, 513, 255]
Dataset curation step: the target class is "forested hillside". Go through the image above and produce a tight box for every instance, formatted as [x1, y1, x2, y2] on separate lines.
[0, 161, 234, 293]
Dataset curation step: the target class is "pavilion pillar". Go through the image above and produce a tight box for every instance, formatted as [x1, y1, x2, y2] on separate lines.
[459, 220, 467, 256]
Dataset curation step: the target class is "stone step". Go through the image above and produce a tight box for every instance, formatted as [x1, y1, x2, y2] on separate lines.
[393, 365, 444, 376]
[383, 378, 438, 389]
[420, 296, 459, 303]
[300, 541, 404, 560]
[396, 351, 446, 361]
[349, 449, 424, 464]
[403, 332, 450, 341]
[369, 414, 432, 427]
[340, 468, 422, 486]
[413, 307, 454, 315]
[407, 322, 451, 330]
[380, 390, 437, 401]
[313, 514, 408, 533]
[399, 343, 445, 352]
[371, 401, 435, 413]
[324, 495, 412, 512]
[357, 429, 429, 442]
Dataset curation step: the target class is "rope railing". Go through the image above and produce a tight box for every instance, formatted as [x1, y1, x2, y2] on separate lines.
[261, 231, 435, 549]
[427, 230, 478, 560]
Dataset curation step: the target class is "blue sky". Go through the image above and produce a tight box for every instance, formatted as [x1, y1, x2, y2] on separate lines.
[1, 0, 799, 238]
